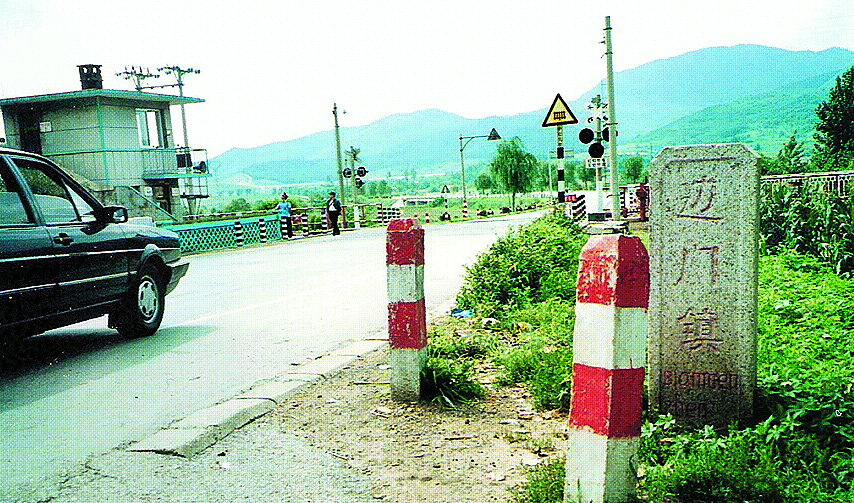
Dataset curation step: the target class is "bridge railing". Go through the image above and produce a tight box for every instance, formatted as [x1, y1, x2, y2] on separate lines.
[159, 204, 384, 254]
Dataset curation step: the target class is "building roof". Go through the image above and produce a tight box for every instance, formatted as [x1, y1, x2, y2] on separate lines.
[0, 88, 204, 107]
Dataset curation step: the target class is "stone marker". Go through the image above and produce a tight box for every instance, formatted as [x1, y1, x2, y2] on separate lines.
[648, 144, 760, 426]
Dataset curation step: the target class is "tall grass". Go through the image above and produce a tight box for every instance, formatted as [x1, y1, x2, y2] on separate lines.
[760, 183, 854, 276]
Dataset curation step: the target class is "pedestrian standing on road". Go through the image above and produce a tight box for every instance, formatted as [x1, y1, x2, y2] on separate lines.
[274, 192, 294, 238]
[325, 191, 342, 235]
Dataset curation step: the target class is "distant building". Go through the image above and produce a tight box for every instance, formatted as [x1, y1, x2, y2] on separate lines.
[0, 64, 210, 220]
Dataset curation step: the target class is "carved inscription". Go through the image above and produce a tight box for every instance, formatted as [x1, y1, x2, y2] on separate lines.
[678, 308, 723, 352]
[662, 400, 712, 419]
[674, 244, 720, 285]
[676, 175, 722, 220]
[662, 371, 740, 391]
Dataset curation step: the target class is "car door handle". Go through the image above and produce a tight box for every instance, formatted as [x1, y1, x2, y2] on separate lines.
[54, 233, 74, 246]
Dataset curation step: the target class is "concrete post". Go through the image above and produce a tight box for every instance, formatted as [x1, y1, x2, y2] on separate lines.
[386, 219, 427, 401]
[234, 220, 244, 247]
[565, 234, 649, 503]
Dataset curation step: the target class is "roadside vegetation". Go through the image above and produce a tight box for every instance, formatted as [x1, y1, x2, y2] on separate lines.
[421, 205, 854, 502]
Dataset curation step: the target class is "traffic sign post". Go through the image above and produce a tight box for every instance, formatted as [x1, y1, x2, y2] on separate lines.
[542, 93, 578, 203]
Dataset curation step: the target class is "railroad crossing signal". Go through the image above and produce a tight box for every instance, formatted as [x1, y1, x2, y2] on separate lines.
[578, 96, 614, 159]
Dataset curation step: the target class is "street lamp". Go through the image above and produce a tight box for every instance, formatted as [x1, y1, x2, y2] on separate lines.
[459, 128, 501, 203]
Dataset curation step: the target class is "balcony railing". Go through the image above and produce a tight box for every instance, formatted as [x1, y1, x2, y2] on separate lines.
[142, 148, 210, 179]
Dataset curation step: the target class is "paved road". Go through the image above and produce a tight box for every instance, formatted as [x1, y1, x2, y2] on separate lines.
[0, 212, 541, 499]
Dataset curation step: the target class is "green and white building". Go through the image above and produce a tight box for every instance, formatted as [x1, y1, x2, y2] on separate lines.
[0, 64, 209, 221]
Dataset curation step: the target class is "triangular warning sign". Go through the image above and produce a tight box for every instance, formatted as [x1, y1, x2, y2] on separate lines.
[542, 93, 579, 127]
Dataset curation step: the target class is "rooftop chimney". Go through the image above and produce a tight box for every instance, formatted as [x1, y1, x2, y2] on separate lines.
[78, 64, 103, 90]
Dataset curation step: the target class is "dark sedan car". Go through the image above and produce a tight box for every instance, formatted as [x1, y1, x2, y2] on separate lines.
[0, 147, 188, 343]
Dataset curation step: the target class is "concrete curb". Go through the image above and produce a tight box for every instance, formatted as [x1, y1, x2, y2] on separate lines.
[127, 338, 388, 458]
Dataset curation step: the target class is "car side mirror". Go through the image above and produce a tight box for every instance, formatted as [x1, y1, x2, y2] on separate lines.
[99, 206, 128, 223]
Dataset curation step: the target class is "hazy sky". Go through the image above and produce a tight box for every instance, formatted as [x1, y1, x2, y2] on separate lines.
[1, 0, 853, 156]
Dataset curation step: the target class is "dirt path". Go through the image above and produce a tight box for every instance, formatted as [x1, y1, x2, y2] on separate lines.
[262, 346, 567, 502]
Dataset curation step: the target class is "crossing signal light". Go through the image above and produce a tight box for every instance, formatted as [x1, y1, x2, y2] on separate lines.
[356, 166, 367, 177]
[602, 127, 616, 142]
[355, 177, 365, 188]
[588, 142, 605, 159]
[579, 128, 595, 144]
[343, 167, 352, 178]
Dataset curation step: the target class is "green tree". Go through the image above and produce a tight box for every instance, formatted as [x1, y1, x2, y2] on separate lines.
[766, 132, 807, 175]
[623, 156, 645, 183]
[223, 197, 250, 213]
[534, 160, 556, 191]
[474, 171, 496, 195]
[574, 160, 595, 190]
[489, 137, 537, 208]
[813, 65, 854, 171]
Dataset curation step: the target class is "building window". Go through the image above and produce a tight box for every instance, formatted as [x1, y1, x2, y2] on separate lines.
[136, 109, 165, 148]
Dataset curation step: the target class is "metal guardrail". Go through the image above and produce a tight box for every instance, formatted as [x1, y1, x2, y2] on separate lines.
[761, 170, 854, 198]
[160, 205, 381, 254]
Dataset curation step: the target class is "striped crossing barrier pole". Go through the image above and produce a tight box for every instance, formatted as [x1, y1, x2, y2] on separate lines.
[425, 212, 429, 224]
[386, 218, 427, 401]
[322, 211, 329, 233]
[302, 212, 310, 237]
[565, 234, 649, 503]
[462, 200, 468, 219]
[557, 163, 565, 203]
[234, 220, 244, 247]
[259, 217, 267, 243]
[280, 215, 287, 240]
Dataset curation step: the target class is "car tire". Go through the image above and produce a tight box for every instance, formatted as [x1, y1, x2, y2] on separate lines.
[114, 264, 165, 339]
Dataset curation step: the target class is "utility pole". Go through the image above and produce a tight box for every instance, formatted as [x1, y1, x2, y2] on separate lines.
[333, 104, 345, 203]
[159, 66, 200, 148]
[604, 16, 621, 220]
[116, 66, 159, 92]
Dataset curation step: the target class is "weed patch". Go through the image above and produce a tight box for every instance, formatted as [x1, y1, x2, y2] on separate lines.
[512, 458, 565, 503]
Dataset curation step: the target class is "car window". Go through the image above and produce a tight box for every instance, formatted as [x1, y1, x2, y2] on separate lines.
[12, 158, 97, 225]
[0, 166, 32, 226]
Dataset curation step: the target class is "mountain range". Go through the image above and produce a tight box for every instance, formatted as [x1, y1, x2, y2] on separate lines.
[209, 44, 854, 185]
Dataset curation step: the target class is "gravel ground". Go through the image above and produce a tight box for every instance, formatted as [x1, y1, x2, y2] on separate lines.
[11, 341, 565, 503]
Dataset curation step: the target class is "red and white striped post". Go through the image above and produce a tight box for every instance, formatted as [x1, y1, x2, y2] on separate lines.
[386, 219, 427, 401]
[565, 234, 649, 503]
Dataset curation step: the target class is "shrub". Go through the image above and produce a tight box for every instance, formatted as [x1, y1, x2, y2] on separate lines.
[455, 210, 586, 317]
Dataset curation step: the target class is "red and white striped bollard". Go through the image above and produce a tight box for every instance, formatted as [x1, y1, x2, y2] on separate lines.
[565, 234, 649, 503]
[386, 219, 427, 401]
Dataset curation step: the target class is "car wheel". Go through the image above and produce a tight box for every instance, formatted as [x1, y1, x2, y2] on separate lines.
[114, 264, 165, 338]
